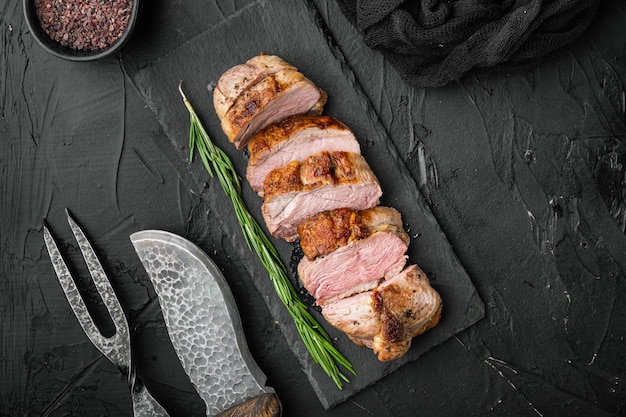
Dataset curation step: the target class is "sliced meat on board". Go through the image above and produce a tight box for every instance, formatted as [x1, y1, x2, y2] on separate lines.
[297, 207, 409, 305]
[298, 206, 407, 260]
[262, 151, 382, 241]
[246, 114, 361, 196]
[321, 264, 442, 362]
[212, 53, 443, 363]
[213, 54, 296, 117]
[213, 54, 327, 149]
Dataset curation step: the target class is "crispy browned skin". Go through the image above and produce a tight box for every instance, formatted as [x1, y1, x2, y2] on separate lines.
[247, 114, 350, 165]
[298, 208, 365, 261]
[263, 151, 377, 201]
[297, 207, 409, 261]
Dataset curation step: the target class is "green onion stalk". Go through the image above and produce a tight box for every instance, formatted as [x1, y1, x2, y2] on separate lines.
[179, 83, 355, 389]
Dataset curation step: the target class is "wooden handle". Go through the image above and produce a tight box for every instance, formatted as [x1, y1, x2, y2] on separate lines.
[216, 393, 281, 417]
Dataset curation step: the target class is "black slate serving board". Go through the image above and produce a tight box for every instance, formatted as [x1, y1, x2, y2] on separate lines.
[122, 0, 484, 408]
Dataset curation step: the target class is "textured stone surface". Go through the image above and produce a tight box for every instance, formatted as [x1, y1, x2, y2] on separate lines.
[2, 0, 625, 415]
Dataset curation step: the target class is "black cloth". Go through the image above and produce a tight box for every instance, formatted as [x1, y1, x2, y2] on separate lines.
[336, 0, 602, 88]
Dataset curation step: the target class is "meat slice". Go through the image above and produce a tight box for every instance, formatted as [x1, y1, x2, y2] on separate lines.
[213, 55, 327, 149]
[262, 151, 382, 241]
[298, 206, 406, 261]
[297, 209, 409, 305]
[321, 264, 442, 362]
[213, 54, 296, 119]
[246, 115, 361, 195]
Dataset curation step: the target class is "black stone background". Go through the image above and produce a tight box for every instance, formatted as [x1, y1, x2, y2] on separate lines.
[2, 0, 625, 416]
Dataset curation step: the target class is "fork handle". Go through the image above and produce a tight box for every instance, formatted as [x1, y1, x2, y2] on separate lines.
[216, 393, 281, 417]
[131, 376, 170, 417]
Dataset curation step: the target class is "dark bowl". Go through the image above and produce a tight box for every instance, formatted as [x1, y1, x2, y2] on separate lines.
[23, 0, 140, 61]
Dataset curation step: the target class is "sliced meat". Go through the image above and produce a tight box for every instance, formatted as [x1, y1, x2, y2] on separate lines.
[262, 151, 382, 241]
[321, 264, 442, 362]
[246, 115, 361, 195]
[297, 221, 409, 305]
[213, 57, 327, 149]
[213, 54, 296, 120]
[297, 206, 407, 261]
[322, 291, 378, 344]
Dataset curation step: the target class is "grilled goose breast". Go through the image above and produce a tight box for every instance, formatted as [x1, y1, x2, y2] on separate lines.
[262, 151, 382, 241]
[213, 54, 297, 119]
[297, 207, 409, 305]
[246, 115, 361, 196]
[212, 54, 443, 363]
[321, 264, 442, 361]
[213, 54, 327, 149]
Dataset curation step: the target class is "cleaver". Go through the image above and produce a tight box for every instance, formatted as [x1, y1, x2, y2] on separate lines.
[130, 230, 281, 417]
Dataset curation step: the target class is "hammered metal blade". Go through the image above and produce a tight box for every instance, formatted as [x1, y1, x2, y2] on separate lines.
[130, 230, 271, 416]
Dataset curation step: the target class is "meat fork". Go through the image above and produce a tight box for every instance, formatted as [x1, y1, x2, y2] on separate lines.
[43, 210, 169, 416]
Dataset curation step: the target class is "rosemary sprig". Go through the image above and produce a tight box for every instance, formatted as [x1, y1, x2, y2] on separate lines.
[179, 83, 355, 388]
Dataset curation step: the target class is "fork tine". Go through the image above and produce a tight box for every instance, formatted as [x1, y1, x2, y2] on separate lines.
[43, 225, 106, 348]
[43, 213, 131, 373]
